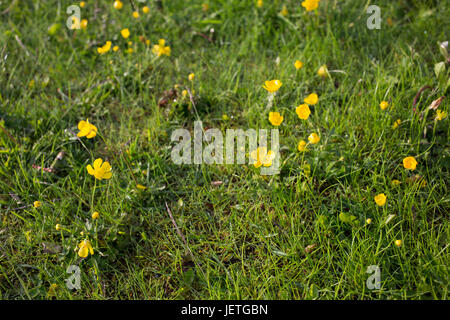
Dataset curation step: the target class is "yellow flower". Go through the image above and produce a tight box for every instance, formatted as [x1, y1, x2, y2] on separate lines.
[257, 0, 263, 7]
[251, 147, 275, 168]
[280, 5, 288, 16]
[182, 90, 188, 97]
[304, 93, 319, 105]
[86, 158, 112, 180]
[113, 1, 123, 10]
[301, 0, 320, 11]
[297, 140, 307, 152]
[55, 224, 62, 231]
[126, 48, 134, 54]
[436, 109, 447, 121]
[394, 239, 402, 247]
[379, 100, 389, 110]
[70, 17, 81, 30]
[113, 45, 119, 52]
[97, 41, 112, 54]
[268, 111, 283, 126]
[308, 132, 320, 144]
[374, 193, 386, 206]
[202, 3, 209, 11]
[188, 73, 195, 81]
[77, 239, 94, 258]
[92, 211, 100, 219]
[121, 28, 130, 39]
[47, 284, 58, 297]
[80, 19, 88, 29]
[296, 104, 311, 120]
[403, 156, 418, 171]
[136, 184, 147, 190]
[263, 80, 282, 93]
[294, 60, 303, 69]
[393, 119, 401, 129]
[77, 119, 98, 139]
[366, 218, 372, 225]
[143, 6, 150, 14]
[317, 65, 327, 77]
[132, 11, 140, 18]
[80, 1, 85, 8]
[391, 179, 401, 186]
[222, 114, 229, 121]
[152, 39, 171, 57]
[33, 201, 41, 208]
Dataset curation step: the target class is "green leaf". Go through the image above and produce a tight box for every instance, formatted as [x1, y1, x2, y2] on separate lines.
[434, 62, 446, 77]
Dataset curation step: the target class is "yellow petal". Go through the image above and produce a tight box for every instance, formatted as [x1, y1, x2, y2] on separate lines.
[86, 165, 95, 175]
[93, 158, 103, 170]
[102, 171, 112, 179]
[78, 246, 88, 258]
[78, 120, 88, 131]
[101, 161, 111, 172]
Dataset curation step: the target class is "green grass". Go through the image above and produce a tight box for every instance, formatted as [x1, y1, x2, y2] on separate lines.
[0, 0, 449, 300]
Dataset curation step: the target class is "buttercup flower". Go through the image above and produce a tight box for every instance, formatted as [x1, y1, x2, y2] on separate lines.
[80, 1, 85, 8]
[70, 17, 81, 30]
[132, 11, 140, 18]
[280, 5, 288, 16]
[374, 193, 386, 206]
[366, 218, 372, 225]
[403, 156, 417, 171]
[80, 19, 88, 29]
[257, 0, 263, 7]
[391, 179, 401, 186]
[92, 211, 100, 219]
[97, 41, 112, 54]
[77, 119, 98, 139]
[113, 46, 119, 52]
[143, 6, 150, 14]
[137, 184, 147, 190]
[77, 239, 94, 258]
[47, 284, 58, 297]
[152, 39, 171, 57]
[251, 147, 275, 168]
[379, 101, 389, 110]
[393, 119, 401, 129]
[33, 201, 41, 208]
[55, 224, 62, 231]
[188, 73, 195, 81]
[295, 60, 303, 69]
[304, 93, 319, 105]
[394, 239, 402, 247]
[113, 1, 123, 9]
[298, 140, 307, 152]
[296, 104, 311, 120]
[121, 28, 130, 39]
[317, 65, 327, 77]
[308, 133, 320, 144]
[436, 109, 447, 121]
[269, 112, 283, 126]
[263, 80, 282, 93]
[86, 158, 112, 180]
[301, 0, 320, 11]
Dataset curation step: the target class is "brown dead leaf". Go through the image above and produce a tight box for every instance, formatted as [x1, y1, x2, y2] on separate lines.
[305, 244, 318, 254]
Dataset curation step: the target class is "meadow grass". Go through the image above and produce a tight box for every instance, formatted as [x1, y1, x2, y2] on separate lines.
[0, 0, 449, 299]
